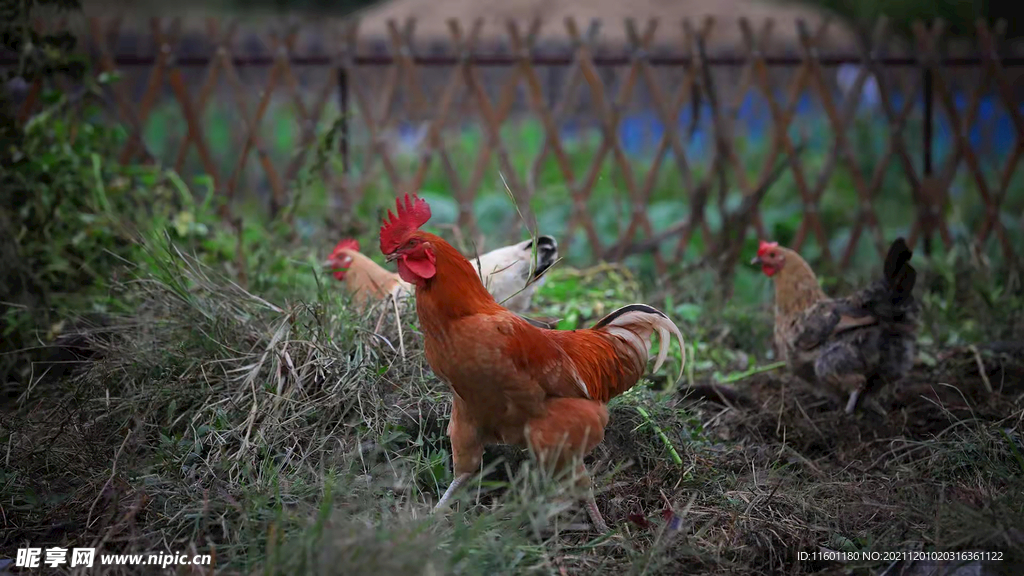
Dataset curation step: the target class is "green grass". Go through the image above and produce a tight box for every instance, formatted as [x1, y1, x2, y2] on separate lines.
[2, 206, 1023, 574]
[2, 86, 1024, 575]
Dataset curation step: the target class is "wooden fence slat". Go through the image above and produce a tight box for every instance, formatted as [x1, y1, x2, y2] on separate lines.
[605, 18, 673, 269]
[672, 18, 720, 260]
[340, 23, 403, 202]
[386, 18, 429, 120]
[282, 41, 339, 183]
[118, 18, 182, 165]
[404, 19, 470, 226]
[403, 19, 479, 200]
[220, 29, 285, 209]
[975, 21, 1022, 258]
[741, 17, 833, 262]
[913, 21, 1015, 258]
[167, 69, 220, 189]
[458, 17, 541, 223]
[708, 17, 784, 253]
[514, 19, 586, 193]
[453, 18, 542, 238]
[173, 19, 237, 174]
[525, 20, 598, 196]
[796, 20, 888, 266]
[564, 17, 657, 260]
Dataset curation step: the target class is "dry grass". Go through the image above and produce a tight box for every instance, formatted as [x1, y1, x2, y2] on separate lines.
[1, 243, 1023, 576]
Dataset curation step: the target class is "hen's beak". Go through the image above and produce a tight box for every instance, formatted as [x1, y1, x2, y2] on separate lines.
[750, 255, 762, 266]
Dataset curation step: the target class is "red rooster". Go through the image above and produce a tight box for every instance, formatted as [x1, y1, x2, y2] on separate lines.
[378, 194, 687, 531]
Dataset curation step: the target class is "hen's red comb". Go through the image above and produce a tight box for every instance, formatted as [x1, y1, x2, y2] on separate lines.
[379, 193, 431, 254]
[329, 238, 360, 260]
[757, 240, 779, 256]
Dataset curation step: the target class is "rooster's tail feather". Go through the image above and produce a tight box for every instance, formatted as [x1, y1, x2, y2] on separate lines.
[592, 304, 687, 381]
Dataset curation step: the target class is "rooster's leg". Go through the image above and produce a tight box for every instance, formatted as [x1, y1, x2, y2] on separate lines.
[433, 472, 473, 513]
[572, 463, 609, 533]
[527, 399, 612, 532]
[584, 487, 610, 533]
[436, 398, 483, 514]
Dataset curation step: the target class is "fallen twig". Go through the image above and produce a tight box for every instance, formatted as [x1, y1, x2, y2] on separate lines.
[968, 344, 993, 394]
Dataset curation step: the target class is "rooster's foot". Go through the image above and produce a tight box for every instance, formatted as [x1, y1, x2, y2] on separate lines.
[433, 472, 473, 514]
[585, 493, 610, 533]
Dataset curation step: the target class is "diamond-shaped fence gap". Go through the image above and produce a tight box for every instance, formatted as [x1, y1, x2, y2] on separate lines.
[596, 189, 633, 250]
[343, 66, 382, 154]
[142, 97, 186, 164]
[456, 89, 483, 138]
[974, 95, 1004, 161]
[178, 146, 209, 191]
[642, 157, 690, 260]
[530, 188, 572, 247]
[505, 118, 545, 176]
[734, 89, 774, 146]
[386, 123, 427, 171]
[757, 170, 804, 241]
[416, 132, 462, 194]
[234, 148, 270, 211]
[796, 224, 831, 269]
[873, 159, 919, 232]
[528, 149, 576, 209]
[820, 162, 870, 241]
[933, 68, 989, 162]
[647, 143, 688, 202]
[342, 103, 382, 183]
[198, 98, 234, 163]
[474, 189, 532, 248]
[1001, 147, 1024, 209]
[679, 105, 714, 166]
[1003, 163, 1024, 234]
[258, 97, 300, 169]
[285, 65, 337, 163]
[556, 225, 595, 266]
[617, 110, 658, 158]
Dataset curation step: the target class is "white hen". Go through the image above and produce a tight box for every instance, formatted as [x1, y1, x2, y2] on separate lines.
[326, 235, 558, 315]
[470, 235, 558, 313]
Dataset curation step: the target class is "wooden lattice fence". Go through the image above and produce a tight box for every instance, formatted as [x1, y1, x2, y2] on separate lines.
[5, 16, 1024, 274]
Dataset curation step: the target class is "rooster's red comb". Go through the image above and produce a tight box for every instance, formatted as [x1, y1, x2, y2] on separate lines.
[757, 240, 779, 256]
[379, 193, 431, 254]
[329, 238, 360, 260]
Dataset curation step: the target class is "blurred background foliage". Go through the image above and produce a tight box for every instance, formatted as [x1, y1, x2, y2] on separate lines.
[794, 0, 1019, 42]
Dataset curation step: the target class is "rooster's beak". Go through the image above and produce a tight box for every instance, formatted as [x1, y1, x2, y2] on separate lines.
[385, 252, 399, 263]
[750, 255, 762, 266]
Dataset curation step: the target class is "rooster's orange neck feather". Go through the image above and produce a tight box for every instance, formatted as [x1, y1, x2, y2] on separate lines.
[412, 232, 503, 330]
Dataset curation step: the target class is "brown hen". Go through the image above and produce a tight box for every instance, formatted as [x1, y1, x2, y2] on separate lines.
[753, 238, 919, 414]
